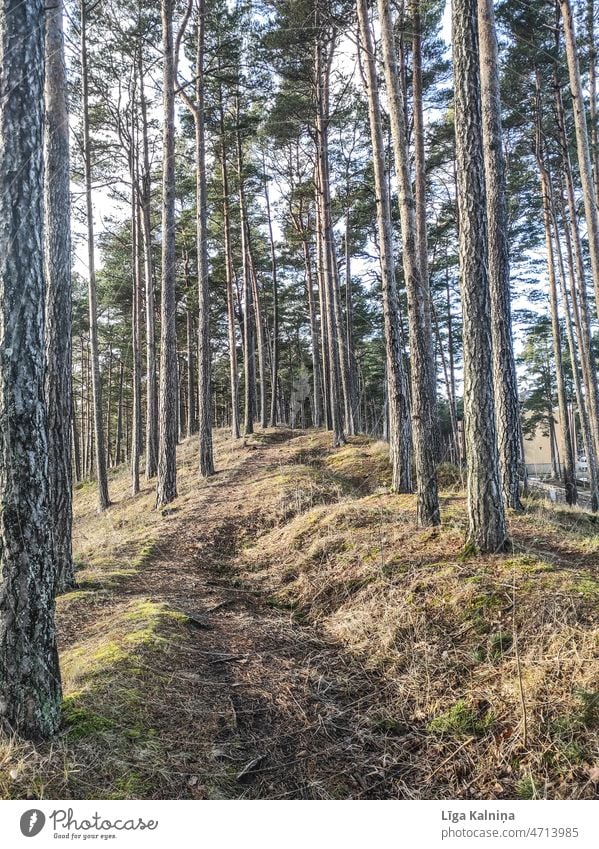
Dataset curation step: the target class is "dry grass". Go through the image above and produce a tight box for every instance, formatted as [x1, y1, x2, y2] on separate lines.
[0, 428, 597, 800]
[239, 433, 599, 799]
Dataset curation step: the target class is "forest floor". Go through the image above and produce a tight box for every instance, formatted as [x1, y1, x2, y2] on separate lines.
[1, 428, 598, 800]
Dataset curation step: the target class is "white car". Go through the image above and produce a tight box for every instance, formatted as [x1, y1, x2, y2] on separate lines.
[577, 456, 588, 482]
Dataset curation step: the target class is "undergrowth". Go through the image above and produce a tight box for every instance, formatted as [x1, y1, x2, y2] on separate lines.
[0, 428, 597, 800]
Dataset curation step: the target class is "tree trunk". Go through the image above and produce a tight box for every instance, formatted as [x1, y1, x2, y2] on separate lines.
[315, 37, 345, 446]
[237, 100, 256, 437]
[314, 190, 331, 430]
[156, 0, 178, 507]
[344, 212, 359, 432]
[452, 0, 507, 552]
[303, 235, 323, 428]
[178, 0, 215, 474]
[478, 0, 523, 510]
[588, 0, 599, 206]
[0, 0, 62, 739]
[81, 1, 109, 510]
[105, 335, 113, 468]
[115, 360, 124, 467]
[131, 174, 142, 496]
[138, 47, 158, 480]
[80, 336, 87, 476]
[554, 178, 599, 509]
[535, 86, 577, 504]
[556, 164, 599, 479]
[186, 303, 196, 438]
[552, 203, 599, 511]
[219, 86, 241, 439]
[377, 0, 438, 518]
[246, 224, 268, 429]
[72, 399, 82, 483]
[559, 0, 599, 308]
[45, 0, 74, 592]
[264, 162, 280, 428]
[412, 0, 439, 448]
[553, 60, 599, 467]
[357, 0, 412, 493]
[431, 299, 459, 464]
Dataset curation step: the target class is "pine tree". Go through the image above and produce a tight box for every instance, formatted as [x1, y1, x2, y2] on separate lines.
[0, 0, 62, 739]
[45, 0, 75, 591]
[452, 0, 508, 552]
[156, 0, 179, 506]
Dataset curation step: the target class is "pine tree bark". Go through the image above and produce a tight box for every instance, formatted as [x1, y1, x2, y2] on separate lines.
[315, 36, 345, 446]
[219, 86, 241, 439]
[343, 213, 359, 432]
[196, 77, 214, 466]
[559, 0, 599, 309]
[552, 198, 599, 511]
[264, 163, 280, 428]
[553, 56, 599, 468]
[314, 187, 331, 430]
[115, 360, 124, 466]
[412, 0, 439, 444]
[478, 0, 523, 511]
[303, 234, 323, 428]
[0, 0, 62, 738]
[535, 85, 577, 504]
[555, 174, 599, 509]
[156, 0, 178, 506]
[105, 337, 113, 468]
[131, 178, 142, 496]
[588, 0, 599, 206]
[81, 1, 109, 510]
[186, 301, 196, 437]
[246, 224, 267, 429]
[72, 400, 82, 483]
[138, 46, 158, 480]
[45, 0, 74, 592]
[177, 0, 214, 473]
[377, 0, 437, 517]
[237, 108, 256, 437]
[357, 0, 412, 493]
[452, 0, 507, 552]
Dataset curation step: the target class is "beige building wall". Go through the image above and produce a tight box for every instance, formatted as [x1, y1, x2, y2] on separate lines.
[522, 409, 567, 474]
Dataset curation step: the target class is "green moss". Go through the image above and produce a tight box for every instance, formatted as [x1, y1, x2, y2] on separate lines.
[78, 568, 136, 590]
[110, 771, 151, 799]
[124, 599, 187, 626]
[90, 641, 128, 666]
[575, 578, 599, 599]
[459, 540, 477, 561]
[56, 589, 96, 605]
[62, 695, 114, 740]
[428, 699, 494, 737]
[134, 541, 156, 567]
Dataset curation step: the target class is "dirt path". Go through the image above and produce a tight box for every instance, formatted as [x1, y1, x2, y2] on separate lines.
[15, 429, 597, 801]
[101, 431, 399, 799]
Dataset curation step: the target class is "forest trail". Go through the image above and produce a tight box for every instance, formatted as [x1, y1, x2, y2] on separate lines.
[109, 428, 385, 800]
[53, 428, 408, 800]
[2, 428, 597, 800]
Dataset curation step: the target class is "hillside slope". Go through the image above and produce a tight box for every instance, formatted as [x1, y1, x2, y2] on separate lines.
[1, 429, 597, 799]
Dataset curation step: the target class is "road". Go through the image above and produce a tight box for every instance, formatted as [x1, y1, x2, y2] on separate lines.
[527, 476, 594, 510]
